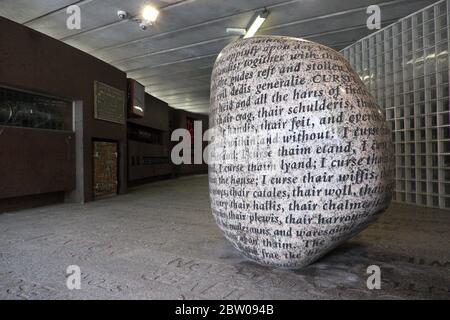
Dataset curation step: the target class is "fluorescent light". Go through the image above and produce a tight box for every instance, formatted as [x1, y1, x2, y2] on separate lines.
[142, 5, 159, 23]
[134, 106, 144, 112]
[226, 28, 247, 36]
[244, 10, 268, 38]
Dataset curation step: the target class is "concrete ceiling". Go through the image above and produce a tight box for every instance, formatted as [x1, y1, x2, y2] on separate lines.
[0, 0, 438, 114]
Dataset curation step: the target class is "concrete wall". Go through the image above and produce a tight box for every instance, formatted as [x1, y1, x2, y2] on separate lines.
[0, 127, 75, 199]
[170, 108, 209, 176]
[0, 17, 209, 210]
[128, 93, 169, 131]
[127, 102, 209, 185]
[127, 93, 173, 184]
[0, 17, 128, 205]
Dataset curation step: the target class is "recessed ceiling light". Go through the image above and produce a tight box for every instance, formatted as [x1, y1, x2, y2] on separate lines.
[142, 5, 159, 23]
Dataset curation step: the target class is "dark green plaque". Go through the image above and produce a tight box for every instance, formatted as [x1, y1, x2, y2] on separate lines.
[94, 81, 125, 124]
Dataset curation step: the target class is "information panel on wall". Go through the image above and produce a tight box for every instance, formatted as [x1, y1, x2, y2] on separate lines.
[94, 81, 125, 124]
[127, 79, 145, 118]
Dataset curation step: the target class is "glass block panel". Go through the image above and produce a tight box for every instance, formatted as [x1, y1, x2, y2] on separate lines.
[340, 0, 450, 210]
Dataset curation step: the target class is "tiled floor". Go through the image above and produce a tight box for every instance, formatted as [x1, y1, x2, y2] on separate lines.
[0, 175, 449, 299]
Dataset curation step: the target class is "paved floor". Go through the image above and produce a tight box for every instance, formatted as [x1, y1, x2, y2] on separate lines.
[0, 175, 449, 300]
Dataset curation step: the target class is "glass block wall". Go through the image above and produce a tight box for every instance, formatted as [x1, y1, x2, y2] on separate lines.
[341, 0, 450, 210]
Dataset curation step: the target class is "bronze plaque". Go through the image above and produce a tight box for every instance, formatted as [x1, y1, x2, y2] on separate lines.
[94, 81, 125, 124]
[93, 141, 118, 198]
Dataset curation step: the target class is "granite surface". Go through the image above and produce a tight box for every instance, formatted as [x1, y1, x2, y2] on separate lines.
[0, 175, 448, 300]
[209, 36, 395, 268]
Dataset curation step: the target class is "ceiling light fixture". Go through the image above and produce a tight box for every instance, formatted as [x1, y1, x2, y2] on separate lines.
[117, 4, 159, 31]
[226, 28, 247, 36]
[244, 9, 269, 38]
[142, 5, 159, 23]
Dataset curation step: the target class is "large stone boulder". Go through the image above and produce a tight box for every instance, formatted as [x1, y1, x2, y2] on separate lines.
[208, 36, 394, 268]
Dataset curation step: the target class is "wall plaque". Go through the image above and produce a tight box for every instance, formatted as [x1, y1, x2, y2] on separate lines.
[94, 81, 125, 124]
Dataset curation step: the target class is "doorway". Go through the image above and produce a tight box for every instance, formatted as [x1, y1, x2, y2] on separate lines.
[93, 141, 118, 199]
